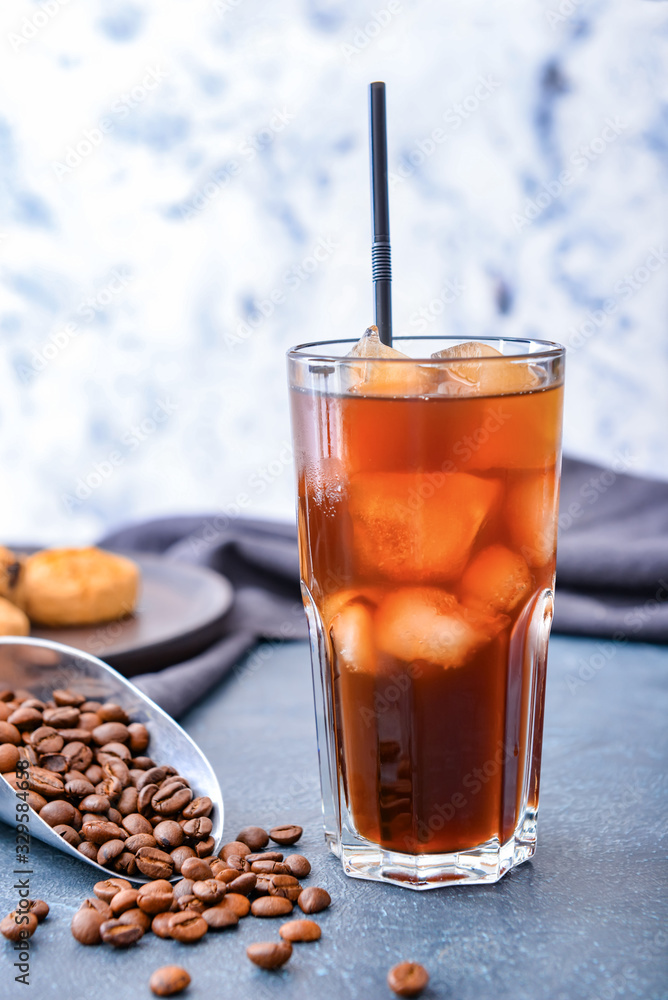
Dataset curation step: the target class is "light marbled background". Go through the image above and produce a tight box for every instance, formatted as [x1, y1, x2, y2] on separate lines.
[0, 0, 666, 546]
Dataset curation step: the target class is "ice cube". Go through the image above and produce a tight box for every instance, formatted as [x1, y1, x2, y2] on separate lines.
[460, 544, 532, 613]
[347, 326, 433, 396]
[433, 341, 540, 396]
[376, 587, 505, 668]
[322, 588, 380, 626]
[348, 471, 501, 583]
[329, 599, 376, 673]
[505, 472, 558, 567]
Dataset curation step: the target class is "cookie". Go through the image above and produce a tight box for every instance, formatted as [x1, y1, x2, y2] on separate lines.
[19, 548, 140, 627]
[0, 596, 30, 636]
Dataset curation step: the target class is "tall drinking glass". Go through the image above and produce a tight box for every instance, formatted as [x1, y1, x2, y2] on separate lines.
[287, 337, 565, 889]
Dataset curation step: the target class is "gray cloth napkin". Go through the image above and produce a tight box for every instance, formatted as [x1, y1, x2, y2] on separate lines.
[100, 457, 668, 717]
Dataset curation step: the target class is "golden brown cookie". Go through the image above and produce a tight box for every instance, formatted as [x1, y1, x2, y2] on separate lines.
[19, 548, 140, 627]
[0, 596, 30, 636]
[0, 547, 23, 602]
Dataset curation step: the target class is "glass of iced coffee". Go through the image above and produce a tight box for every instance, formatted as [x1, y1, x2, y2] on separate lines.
[288, 330, 565, 889]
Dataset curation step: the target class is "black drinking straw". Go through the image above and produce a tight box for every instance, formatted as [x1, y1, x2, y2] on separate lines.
[369, 81, 393, 346]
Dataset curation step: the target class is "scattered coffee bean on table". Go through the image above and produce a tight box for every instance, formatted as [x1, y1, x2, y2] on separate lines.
[387, 961, 430, 998]
[149, 966, 191, 997]
[297, 887, 331, 914]
[279, 919, 321, 942]
[269, 824, 303, 846]
[0, 911, 38, 941]
[247, 940, 293, 969]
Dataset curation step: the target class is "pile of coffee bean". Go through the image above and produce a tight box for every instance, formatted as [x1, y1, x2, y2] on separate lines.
[70, 823, 331, 954]
[0, 686, 216, 876]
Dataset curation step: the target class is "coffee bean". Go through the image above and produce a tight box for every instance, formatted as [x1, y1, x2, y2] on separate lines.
[80, 793, 111, 813]
[118, 908, 151, 932]
[225, 873, 256, 897]
[71, 908, 104, 945]
[0, 911, 38, 941]
[191, 879, 226, 905]
[124, 833, 157, 854]
[78, 841, 99, 861]
[79, 712, 102, 732]
[44, 706, 80, 729]
[59, 728, 93, 744]
[202, 904, 238, 929]
[54, 823, 81, 847]
[246, 940, 292, 970]
[136, 767, 167, 790]
[236, 826, 269, 851]
[297, 887, 331, 914]
[137, 881, 174, 915]
[110, 889, 139, 916]
[168, 911, 208, 943]
[151, 911, 175, 938]
[250, 896, 294, 918]
[268, 875, 302, 902]
[122, 812, 153, 836]
[251, 860, 290, 875]
[83, 896, 114, 918]
[149, 966, 191, 997]
[213, 868, 239, 885]
[94, 877, 132, 903]
[100, 918, 144, 946]
[99, 741, 132, 762]
[173, 879, 194, 900]
[62, 741, 93, 771]
[279, 919, 321, 942]
[102, 757, 130, 787]
[127, 723, 150, 753]
[26, 899, 49, 922]
[117, 786, 139, 815]
[180, 857, 213, 882]
[114, 852, 138, 876]
[8, 707, 43, 730]
[170, 846, 196, 873]
[182, 796, 212, 820]
[269, 824, 303, 846]
[30, 726, 64, 754]
[65, 777, 95, 798]
[152, 783, 192, 816]
[0, 722, 21, 745]
[138, 784, 159, 814]
[221, 893, 250, 918]
[40, 753, 68, 773]
[39, 799, 81, 829]
[107, 806, 123, 826]
[131, 756, 155, 770]
[220, 840, 251, 861]
[27, 766, 64, 798]
[154, 820, 184, 848]
[194, 836, 215, 858]
[17, 746, 39, 766]
[98, 702, 129, 724]
[85, 763, 104, 784]
[246, 851, 284, 864]
[182, 816, 212, 840]
[253, 876, 272, 896]
[92, 722, 130, 746]
[0, 743, 20, 772]
[82, 819, 124, 844]
[284, 854, 311, 878]
[98, 839, 126, 866]
[135, 847, 174, 880]
[176, 895, 202, 913]
[96, 775, 123, 801]
[387, 962, 430, 997]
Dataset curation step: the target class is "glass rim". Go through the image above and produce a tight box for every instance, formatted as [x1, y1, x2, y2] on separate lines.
[287, 334, 565, 365]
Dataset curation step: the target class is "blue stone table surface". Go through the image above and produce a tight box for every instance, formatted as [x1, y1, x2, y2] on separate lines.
[1, 635, 666, 1000]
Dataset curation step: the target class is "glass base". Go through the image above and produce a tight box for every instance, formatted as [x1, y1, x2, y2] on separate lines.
[327, 815, 537, 890]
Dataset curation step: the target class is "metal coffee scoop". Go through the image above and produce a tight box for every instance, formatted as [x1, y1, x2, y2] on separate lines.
[0, 636, 224, 883]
